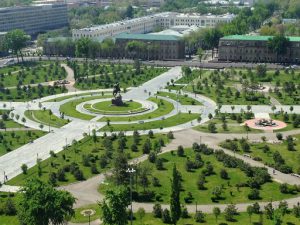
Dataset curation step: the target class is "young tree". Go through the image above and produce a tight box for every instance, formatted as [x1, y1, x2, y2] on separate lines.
[224, 204, 237, 222]
[18, 179, 75, 225]
[213, 207, 221, 223]
[247, 205, 254, 222]
[100, 186, 130, 225]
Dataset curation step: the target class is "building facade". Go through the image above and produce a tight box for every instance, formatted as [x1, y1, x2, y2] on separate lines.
[218, 35, 300, 63]
[115, 33, 185, 60]
[0, 3, 68, 36]
[72, 12, 235, 40]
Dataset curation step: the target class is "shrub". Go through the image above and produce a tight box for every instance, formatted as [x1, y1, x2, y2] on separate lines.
[73, 169, 84, 181]
[177, 145, 184, 157]
[152, 177, 160, 187]
[162, 208, 171, 223]
[276, 133, 283, 140]
[21, 164, 28, 174]
[4, 198, 16, 216]
[57, 169, 66, 181]
[90, 164, 98, 174]
[167, 131, 174, 139]
[248, 188, 260, 200]
[220, 169, 228, 179]
[194, 211, 205, 222]
[181, 207, 189, 218]
[148, 152, 156, 163]
[155, 158, 164, 170]
[279, 183, 289, 194]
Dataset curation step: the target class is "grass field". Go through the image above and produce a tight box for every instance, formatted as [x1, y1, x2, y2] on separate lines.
[194, 123, 263, 134]
[99, 148, 296, 204]
[156, 91, 202, 105]
[59, 95, 112, 120]
[24, 110, 69, 128]
[100, 113, 199, 132]
[8, 134, 169, 186]
[43, 92, 107, 102]
[0, 130, 45, 156]
[0, 85, 67, 101]
[220, 134, 300, 173]
[74, 65, 167, 90]
[98, 97, 174, 122]
[70, 209, 300, 225]
[0, 61, 66, 87]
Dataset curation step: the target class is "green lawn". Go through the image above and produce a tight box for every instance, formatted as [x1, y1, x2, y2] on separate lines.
[1, 120, 23, 129]
[180, 69, 272, 105]
[43, 92, 107, 102]
[59, 95, 112, 120]
[0, 130, 45, 156]
[220, 134, 300, 173]
[0, 61, 66, 87]
[270, 113, 299, 132]
[74, 64, 167, 90]
[0, 192, 20, 225]
[70, 210, 300, 225]
[156, 91, 202, 105]
[100, 148, 295, 204]
[100, 113, 199, 132]
[0, 111, 23, 129]
[24, 110, 69, 128]
[70, 204, 101, 223]
[132, 212, 300, 225]
[194, 123, 263, 134]
[8, 134, 169, 186]
[0, 110, 24, 129]
[99, 97, 174, 122]
[0, 85, 67, 101]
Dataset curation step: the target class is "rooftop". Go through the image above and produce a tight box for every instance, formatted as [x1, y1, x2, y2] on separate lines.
[115, 33, 181, 41]
[221, 35, 300, 42]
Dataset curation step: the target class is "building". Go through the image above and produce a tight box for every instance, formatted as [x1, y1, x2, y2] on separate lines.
[0, 3, 68, 36]
[115, 33, 185, 60]
[147, 0, 164, 8]
[72, 12, 235, 40]
[218, 35, 300, 63]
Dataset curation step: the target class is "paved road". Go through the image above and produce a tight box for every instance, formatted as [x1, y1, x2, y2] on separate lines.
[1, 56, 286, 70]
[123, 66, 182, 100]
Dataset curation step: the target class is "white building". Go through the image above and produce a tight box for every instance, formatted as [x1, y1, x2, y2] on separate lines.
[72, 12, 235, 40]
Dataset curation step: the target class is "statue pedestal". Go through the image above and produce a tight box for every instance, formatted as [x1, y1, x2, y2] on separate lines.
[112, 95, 124, 106]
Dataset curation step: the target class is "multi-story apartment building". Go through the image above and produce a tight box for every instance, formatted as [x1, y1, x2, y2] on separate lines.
[0, 3, 68, 36]
[218, 35, 300, 63]
[115, 33, 185, 60]
[72, 12, 235, 40]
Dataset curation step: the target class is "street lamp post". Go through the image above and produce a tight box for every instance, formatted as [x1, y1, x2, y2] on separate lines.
[126, 168, 136, 225]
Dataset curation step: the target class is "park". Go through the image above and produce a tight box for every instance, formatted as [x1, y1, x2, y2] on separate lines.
[0, 58, 299, 225]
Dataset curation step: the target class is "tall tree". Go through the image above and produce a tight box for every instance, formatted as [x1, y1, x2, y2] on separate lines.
[112, 152, 129, 185]
[267, 35, 290, 62]
[75, 37, 91, 60]
[170, 164, 181, 224]
[18, 178, 75, 225]
[100, 186, 130, 225]
[4, 29, 29, 63]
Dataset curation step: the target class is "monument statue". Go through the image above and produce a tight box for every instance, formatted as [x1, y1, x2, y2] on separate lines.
[112, 82, 123, 106]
